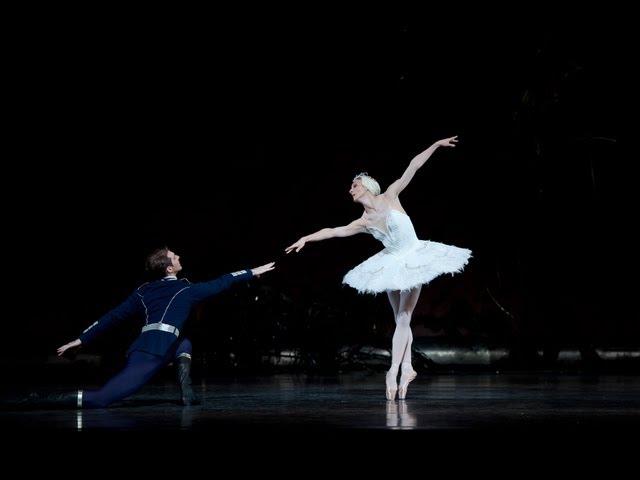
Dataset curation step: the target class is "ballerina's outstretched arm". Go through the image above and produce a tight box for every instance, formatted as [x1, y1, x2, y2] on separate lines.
[384, 136, 458, 199]
[285, 219, 367, 254]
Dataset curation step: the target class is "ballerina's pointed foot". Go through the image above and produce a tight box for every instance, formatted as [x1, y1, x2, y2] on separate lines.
[398, 369, 417, 400]
[385, 369, 398, 401]
[386, 386, 398, 401]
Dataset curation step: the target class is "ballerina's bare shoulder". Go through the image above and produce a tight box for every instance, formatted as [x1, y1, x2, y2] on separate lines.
[360, 196, 408, 234]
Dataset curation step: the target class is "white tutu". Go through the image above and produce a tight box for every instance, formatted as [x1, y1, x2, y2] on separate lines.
[342, 209, 471, 294]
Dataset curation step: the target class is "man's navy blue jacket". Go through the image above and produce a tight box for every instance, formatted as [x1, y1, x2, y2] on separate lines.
[78, 270, 253, 357]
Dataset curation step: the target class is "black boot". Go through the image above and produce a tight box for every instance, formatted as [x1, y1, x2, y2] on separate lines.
[13, 391, 81, 410]
[176, 356, 199, 406]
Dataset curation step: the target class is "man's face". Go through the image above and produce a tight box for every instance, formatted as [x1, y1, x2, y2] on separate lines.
[166, 250, 182, 275]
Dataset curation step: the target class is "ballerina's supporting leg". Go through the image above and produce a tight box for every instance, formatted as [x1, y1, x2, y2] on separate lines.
[387, 288, 420, 400]
[397, 286, 421, 399]
[385, 291, 401, 399]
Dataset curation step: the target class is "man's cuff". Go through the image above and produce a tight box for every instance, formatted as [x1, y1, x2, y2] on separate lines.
[230, 269, 253, 279]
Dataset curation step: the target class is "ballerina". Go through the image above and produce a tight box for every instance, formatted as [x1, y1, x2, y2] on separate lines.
[286, 136, 471, 400]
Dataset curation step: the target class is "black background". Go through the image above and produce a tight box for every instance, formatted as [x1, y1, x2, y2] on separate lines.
[5, 6, 633, 370]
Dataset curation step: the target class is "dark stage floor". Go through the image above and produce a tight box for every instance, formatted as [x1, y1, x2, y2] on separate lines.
[3, 373, 639, 432]
[4, 372, 639, 468]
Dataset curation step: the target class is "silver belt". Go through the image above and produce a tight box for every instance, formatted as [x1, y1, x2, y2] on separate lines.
[141, 322, 180, 337]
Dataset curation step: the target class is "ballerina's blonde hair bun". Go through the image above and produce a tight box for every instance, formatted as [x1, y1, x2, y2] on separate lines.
[353, 172, 381, 196]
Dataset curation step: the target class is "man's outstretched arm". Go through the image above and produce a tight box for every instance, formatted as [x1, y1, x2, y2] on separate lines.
[57, 292, 143, 355]
[188, 262, 276, 302]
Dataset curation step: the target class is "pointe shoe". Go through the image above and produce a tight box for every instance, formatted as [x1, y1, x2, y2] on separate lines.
[398, 369, 417, 400]
[385, 370, 398, 401]
[386, 386, 398, 401]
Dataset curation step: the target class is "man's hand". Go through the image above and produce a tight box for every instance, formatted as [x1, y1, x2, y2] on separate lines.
[251, 262, 276, 277]
[57, 339, 82, 356]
